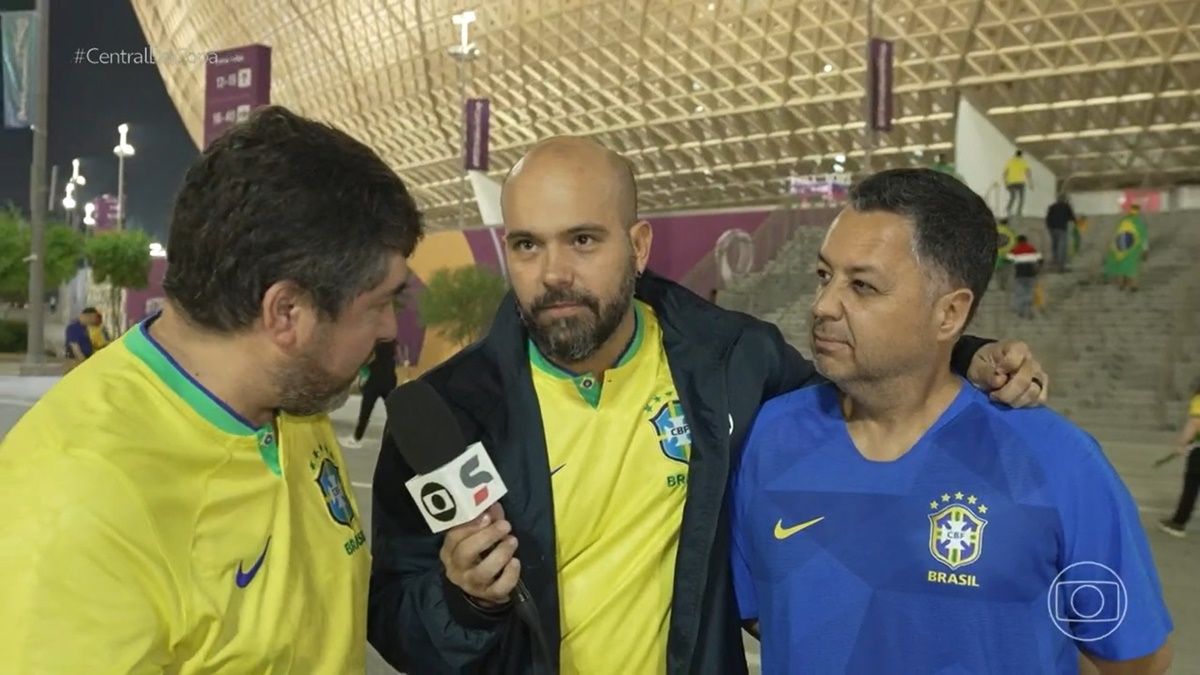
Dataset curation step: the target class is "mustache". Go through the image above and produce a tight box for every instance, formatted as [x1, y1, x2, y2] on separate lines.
[810, 321, 847, 342]
[531, 288, 601, 315]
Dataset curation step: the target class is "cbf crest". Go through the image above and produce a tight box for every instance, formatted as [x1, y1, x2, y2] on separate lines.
[646, 395, 692, 464]
[928, 492, 989, 570]
[312, 444, 356, 529]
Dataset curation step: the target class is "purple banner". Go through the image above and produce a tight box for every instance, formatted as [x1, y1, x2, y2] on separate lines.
[90, 194, 120, 232]
[464, 98, 490, 171]
[203, 44, 272, 148]
[867, 38, 894, 132]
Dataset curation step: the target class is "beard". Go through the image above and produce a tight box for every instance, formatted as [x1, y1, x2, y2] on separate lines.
[518, 255, 638, 365]
[271, 332, 357, 418]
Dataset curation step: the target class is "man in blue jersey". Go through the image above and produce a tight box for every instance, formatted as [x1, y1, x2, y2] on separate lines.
[730, 168, 1174, 674]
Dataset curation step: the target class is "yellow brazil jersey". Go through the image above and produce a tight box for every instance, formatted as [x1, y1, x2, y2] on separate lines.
[530, 301, 689, 675]
[1191, 394, 1200, 443]
[88, 323, 109, 350]
[1004, 156, 1030, 185]
[0, 320, 369, 674]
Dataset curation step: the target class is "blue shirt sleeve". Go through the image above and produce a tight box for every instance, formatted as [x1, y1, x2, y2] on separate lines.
[64, 323, 92, 357]
[1051, 433, 1173, 661]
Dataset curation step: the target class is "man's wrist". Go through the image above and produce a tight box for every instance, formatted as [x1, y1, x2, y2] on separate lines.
[464, 592, 512, 615]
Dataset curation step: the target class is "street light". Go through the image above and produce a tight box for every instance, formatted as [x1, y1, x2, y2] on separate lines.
[448, 10, 480, 230]
[149, 242, 166, 258]
[69, 157, 86, 186]
[113, 123, 135, 230]
[62, 158, 86, 229]
[61, 182, 76, 210]
[82, 202, 96, 227]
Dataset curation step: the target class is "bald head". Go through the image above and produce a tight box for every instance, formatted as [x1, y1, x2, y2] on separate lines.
[503, 136, 638, 227]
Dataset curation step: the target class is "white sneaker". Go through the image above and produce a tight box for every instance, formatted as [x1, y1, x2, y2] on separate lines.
[340, 436, 362, 449]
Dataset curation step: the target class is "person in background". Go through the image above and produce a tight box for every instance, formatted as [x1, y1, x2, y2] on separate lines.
[63, 306, 102, 364]
[1158, 378, 1200, 537]
[1044, 194, 1077, 272]
[1104, 204, 1149, 292]
[88, 311, 111, 351]
[0, 105, 424, 674]
[341, 338, 398, 449]
[931, 153, 956, 176]
[730, 168, 1173, 674]
[1003, 149, 1033, 220]
[1007, 234, 1042, 319]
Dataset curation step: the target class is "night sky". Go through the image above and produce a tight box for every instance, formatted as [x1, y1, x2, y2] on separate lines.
[0, 0, 197, 243]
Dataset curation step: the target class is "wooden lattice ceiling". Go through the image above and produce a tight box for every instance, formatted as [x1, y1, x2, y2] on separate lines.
[132, 0, 1200, 228]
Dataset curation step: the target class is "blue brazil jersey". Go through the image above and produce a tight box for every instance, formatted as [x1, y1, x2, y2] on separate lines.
[731, 381, 1172, 674]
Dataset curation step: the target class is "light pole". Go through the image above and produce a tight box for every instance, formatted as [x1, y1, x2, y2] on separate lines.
[23, 0, 51, 370]
[113, 124, 135, 231]
[448, 10, 480, 230]
[82, 201, 96, 227]
[63, 158, 86, 230]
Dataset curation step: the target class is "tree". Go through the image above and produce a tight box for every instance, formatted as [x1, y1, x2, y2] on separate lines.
[85, 229, 153, 333]
[417, 265, 508, 347]
[0, 206, 86, 305]
[85, 229, 153, 290]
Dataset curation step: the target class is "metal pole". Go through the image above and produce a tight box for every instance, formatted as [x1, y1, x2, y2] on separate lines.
[458, 60, 467, 230]
[117, 155, 126, 231]
[25, 0, 50, 368]
[47, 164, 58, 212]
[862, 0, 876, 173]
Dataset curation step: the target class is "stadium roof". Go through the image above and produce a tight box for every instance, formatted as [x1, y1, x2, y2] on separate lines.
[134, 0, 1200, 228]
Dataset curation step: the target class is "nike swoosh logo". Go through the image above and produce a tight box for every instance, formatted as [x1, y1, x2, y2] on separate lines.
[235, 537, 272, 588]
[550, 464, 565, 477]
[774, 517, 825, 540]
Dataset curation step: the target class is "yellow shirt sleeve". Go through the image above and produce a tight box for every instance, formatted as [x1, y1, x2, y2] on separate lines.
[0, 450, 180, 674]
[1190, 394, 1200, 418]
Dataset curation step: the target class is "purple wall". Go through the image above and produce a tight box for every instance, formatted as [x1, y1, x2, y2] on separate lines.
[124, 258, 167, 326]
[644, 209, 774, 293]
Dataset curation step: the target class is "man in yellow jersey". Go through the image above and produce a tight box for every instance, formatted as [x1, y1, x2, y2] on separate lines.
[1003, 149, 1034, 220]
[0, 106, 423, 674]
[367, 138, 1050, 675]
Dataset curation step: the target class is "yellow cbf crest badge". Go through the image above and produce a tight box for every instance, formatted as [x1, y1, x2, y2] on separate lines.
[928, 493, 988, 570]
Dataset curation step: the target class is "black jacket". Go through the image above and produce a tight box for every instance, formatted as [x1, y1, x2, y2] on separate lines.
[1045, 201, 1076, 231]
[367, 272, 990, 674]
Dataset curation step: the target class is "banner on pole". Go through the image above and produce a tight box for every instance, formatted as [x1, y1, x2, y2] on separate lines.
[1, 11, 38, 129]
[867, 37, 894, 132]
[90, 195, 121, 232]
[203, 44, 272, 148]
[464, 98, 491, 171]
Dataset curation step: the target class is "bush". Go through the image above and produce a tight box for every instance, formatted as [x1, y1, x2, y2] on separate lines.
[0, 319, 28, 353]
[417, 265, 509, 347]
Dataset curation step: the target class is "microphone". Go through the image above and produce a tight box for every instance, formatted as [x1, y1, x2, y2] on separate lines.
[384, 380, 556, 673]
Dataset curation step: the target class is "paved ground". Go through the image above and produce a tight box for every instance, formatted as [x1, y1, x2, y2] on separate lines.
[1, 379, 1193, 673]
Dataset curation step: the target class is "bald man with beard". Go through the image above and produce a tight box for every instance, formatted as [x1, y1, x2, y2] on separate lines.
[367, 138, 1050, 675]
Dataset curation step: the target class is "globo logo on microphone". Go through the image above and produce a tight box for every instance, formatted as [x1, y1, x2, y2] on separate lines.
[419, 483, 457, 522]
[404, 442, 508, 533]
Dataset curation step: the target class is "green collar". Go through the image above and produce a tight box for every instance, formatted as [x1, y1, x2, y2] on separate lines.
[527, 302, 645, 407]
[125, 316, 282, 475]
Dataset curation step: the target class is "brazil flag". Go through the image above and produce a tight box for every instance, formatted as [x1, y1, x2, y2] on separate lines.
[1103, 214, 1147, 278]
